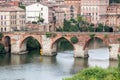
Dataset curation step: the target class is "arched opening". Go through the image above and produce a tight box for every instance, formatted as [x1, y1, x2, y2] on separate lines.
[85, 37, 106, 50]
[20, 37, 41, 55]
[4, 36, 11, 53]
[84, 37, 109, 68]
[84, 37, 108, 57]
[52, 37, 74, 56]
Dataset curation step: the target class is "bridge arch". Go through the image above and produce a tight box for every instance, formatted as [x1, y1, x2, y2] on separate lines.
[4, 36, 11, 53]
[20, 36, 42, 52]
[84, 37, 108, 57]
[51, 36, 75, 55]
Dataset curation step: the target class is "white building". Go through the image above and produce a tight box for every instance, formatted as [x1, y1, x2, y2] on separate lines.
[26, 3, 49, 24]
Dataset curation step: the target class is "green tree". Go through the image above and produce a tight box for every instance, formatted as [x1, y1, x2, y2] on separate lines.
[0, 32, 3, 40]
[37, 14, 44, 24]
[63, 19, 71, 31]
[110, 0, 120, 3]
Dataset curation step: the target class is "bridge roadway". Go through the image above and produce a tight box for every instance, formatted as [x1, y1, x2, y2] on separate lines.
[1, 31, 120, 60]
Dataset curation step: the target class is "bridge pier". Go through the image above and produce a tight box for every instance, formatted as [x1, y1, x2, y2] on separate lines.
[109, 44, 119, 60]
[11, 40, 21, 54]
[41, 35, 56, 56]
[74, 45, 85, 58]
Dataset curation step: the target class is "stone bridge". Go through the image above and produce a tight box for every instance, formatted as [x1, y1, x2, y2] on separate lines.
[1, 32, 120, 60]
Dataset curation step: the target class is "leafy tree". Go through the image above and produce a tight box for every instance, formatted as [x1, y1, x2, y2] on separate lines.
[37, 14, 44, 24]
[70, 18, 77, 23]
[110, 0, 120, 3]
[104, 25, 110, 32]
[69, 25, 79, 32]
[77, 16, 85, 23]
[63, 19, 71, 31]
[0, 32, 3, 40]
[88, 25, 94, 32]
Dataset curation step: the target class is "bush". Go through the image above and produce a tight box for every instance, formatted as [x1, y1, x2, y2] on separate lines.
[32, 21, 37, 24]
[89, 34, 95, 38]
[70, 36, 78, 44]
[45, 32, 52, 38]
[64, 67, 120, 80]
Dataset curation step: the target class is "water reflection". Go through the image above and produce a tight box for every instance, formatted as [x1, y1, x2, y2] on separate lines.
[0, 51, 118, 80]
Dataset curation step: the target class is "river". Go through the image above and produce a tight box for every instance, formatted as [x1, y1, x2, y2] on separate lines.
[0, 50, 118, 80]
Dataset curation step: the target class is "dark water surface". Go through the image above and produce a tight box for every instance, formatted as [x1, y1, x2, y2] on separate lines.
[0, 51, 118, 80]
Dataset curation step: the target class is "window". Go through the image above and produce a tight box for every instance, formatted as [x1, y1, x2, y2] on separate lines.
[41, 13, 43, 16]
[4, 28, 6, 31]
[1, 22, 3, 25]
[41, 8, 43, 11]
[1, 16, 3, 20]
[4, 22, 6, 25]
[4, 16, 6, 19]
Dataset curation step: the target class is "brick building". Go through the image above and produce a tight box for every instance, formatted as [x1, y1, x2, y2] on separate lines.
[64, 0, 81, 20]
[81, 0, 109, 24]
[100, 3, 120, 30]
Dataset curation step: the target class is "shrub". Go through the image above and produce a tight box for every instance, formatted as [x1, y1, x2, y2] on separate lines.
[70, 36, 78, 44]
[32, 21, 37, 24]
[89, 34, 95, 38]
[45, 32, 52, 38]
[64, 67, 120, 80]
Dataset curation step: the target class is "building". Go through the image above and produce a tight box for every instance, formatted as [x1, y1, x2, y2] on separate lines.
[81, 0, 109, 24]
[100, 3, 120, 30]
[0, 3, 26, 32]
[64, 0, 81, 20]
[26, 3, 49, 24]
[0, 0, 6, 3]
[20, 0, 42, 6]
[26, 3, 64, 27]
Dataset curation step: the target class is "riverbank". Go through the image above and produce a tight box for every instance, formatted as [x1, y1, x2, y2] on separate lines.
[63, 67, 120, 80]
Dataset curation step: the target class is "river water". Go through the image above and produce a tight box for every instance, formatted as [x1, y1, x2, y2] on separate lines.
[0, 51, 118, 80]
